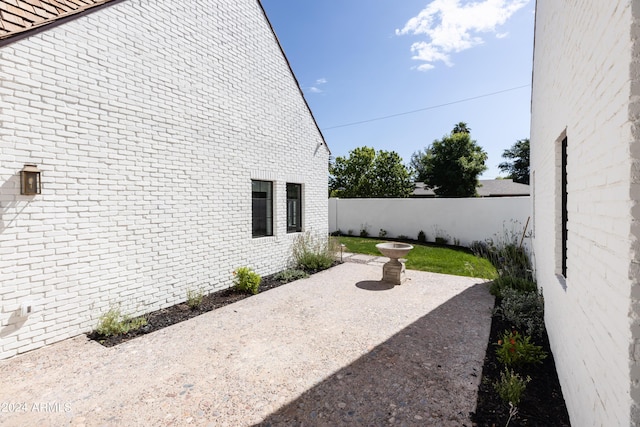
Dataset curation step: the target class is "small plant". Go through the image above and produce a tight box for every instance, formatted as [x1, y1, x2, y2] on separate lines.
[490, 276, 537, 298]
[186, 288, 204, 309]
[496, 288, 545, 338]
[95, 307, 147, 337]
[273, 268, 309, 283]
[347, 229, 354, 236]
[473, 222, 534, 281]
[397, 234, 409, 240]
[233, 267, 261, 295]
[435, 236, 449, 245]
[453, 237, 460, 246]
[433, 226, 451, 246]
[470, 240, 488, 256]
[330, 229, 342, 237]
[359, 224, 370, 238]
[378, 228, 387, 238]
[496, 330, 547, 367]
[291, 232, 337, 272]
[417, 230, 426, 243]
[494, 368, 531, 426]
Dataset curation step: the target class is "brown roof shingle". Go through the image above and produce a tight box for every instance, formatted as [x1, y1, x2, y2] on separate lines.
[0, 0, 114, 40]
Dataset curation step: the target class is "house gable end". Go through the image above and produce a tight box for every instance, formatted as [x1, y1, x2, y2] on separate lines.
[0, 0, 329, 359]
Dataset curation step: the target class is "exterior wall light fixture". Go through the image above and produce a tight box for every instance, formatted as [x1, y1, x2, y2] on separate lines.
[20, 164, 41, 195]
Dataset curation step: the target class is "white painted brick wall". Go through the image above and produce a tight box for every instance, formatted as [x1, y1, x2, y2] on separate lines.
[0, 0, 329, 359]
[531, 1, 637, 425]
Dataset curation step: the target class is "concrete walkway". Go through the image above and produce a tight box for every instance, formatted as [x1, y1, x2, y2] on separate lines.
[0, 263, 493, 427]
[339, 251, 392, 267]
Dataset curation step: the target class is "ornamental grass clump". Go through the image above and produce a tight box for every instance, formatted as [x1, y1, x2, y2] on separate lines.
[291, 232, 338, 272]
[471, 221, 534, 283]
[233, 267, 261, 295]
[95, 307, 147, 337]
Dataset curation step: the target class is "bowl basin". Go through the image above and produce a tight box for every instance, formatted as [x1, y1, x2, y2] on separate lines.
[376, 242, 413, 259]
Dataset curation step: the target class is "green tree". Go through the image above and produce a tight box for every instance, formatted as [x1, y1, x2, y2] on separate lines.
[452, 122, 471, 134]
[412, 124, 488, 197]
[499, 138, 530, 185]
[329, 146, 413, 198]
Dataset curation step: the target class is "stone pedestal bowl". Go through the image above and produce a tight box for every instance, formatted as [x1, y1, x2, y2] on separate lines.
[375, 242, 413, 285]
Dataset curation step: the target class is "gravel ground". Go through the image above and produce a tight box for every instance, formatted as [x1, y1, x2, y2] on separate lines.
[0, 263, 493, 427]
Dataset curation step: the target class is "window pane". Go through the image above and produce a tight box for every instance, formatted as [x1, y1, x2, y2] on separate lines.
[561, 137, 568, 277]
[286, 183, 302, 233]
[252, 180, 273, 237]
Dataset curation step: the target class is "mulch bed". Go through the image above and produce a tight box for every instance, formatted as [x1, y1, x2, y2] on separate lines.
[471, 303, 571, 426]
[87, 271, 297, 347]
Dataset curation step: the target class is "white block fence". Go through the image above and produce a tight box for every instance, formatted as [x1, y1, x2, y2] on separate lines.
[329, 197, 531, 248]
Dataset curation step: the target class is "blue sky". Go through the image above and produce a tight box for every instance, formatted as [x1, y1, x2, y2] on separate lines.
[260, 0, 535, 179]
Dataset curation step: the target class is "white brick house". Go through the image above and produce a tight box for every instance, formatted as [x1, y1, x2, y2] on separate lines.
[531, 1, 640, 425]
[0, 0, 329, 359]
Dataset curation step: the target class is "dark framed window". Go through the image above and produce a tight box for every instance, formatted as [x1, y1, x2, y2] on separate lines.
[252, 180, 273, 237]
[286, 183, 302, 233]
[561, 136, 568, 277]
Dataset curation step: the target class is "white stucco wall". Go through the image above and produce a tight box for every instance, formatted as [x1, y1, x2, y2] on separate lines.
[0, 0, 329, 359]
[531, 1, 638, 425]
[329, 197, 531, 249]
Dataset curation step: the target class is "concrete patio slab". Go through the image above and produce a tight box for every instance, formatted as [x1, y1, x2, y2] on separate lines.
[0, 263, 493, 426]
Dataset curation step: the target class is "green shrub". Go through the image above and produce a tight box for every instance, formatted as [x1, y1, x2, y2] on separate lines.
[496, 288, 545, 339]
[186, 288, 204, 309]
[273, 268, 309, 283]
[417, 230, 426, 243]
[496, 330, 547, 367]
[378, 229, 387, 238]
[490, 276, 537, 298]
[359, 224, 370, 238]
[494, 368, 530, 406]
[95, 307, 147, 337]
[433, 227, 451, 246]
[292, 232, 337, 272]
[233, 267, 261, 295]
[435, 236, 449, 245]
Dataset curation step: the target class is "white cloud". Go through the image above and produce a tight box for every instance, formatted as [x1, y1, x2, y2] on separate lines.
[496, 32, 509, 39]
[396, 0, 529, 70]
[416, 63, 436, 71]
[307, 77, 327, 93]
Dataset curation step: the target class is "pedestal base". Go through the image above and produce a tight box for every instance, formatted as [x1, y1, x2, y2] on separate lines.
[381, 258, 406, 285]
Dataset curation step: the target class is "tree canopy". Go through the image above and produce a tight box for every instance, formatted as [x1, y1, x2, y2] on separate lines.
[498, 138, 530, 185]
[452, 122, 471, 134]
[411, 124, 487, 197]
[329, 146, 414, 198]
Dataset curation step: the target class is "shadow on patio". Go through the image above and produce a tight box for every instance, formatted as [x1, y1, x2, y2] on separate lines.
[255, 282, 492, 426]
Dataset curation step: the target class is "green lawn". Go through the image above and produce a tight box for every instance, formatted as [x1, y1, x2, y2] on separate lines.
[338, 236, 497, 279]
